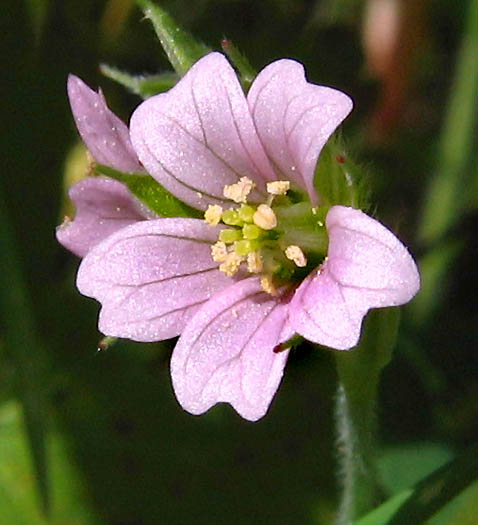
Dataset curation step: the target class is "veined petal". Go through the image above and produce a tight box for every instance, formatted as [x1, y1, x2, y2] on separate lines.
[56, 177, 149, 257]
[67, 75, 143, 173]
[171, 277, 293, 421]
[130, 52, 275, 210]
[289, 206, 420, 350]
[248, 60, 353, 203]
[77, 218, 232, 342]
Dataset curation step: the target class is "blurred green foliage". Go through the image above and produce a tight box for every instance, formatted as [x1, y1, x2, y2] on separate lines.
[1, 0, 477, 523]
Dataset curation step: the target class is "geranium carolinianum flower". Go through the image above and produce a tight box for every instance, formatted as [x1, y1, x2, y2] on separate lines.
[64, 53, 419, 421]
[57, 75, 150, 257]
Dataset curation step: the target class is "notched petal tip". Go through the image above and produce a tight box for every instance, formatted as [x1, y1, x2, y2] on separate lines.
[289, 206, 420, 351]
[170, 277, 293, 421]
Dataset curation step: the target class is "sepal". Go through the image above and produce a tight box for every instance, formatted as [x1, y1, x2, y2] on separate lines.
[95, 164, 201, 218]
[100, 64, 179, 98]
[136, 0, 210, 76]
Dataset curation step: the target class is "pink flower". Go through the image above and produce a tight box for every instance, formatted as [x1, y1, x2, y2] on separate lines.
[65, 53, 419, 421]
[57, 76, 150, 257]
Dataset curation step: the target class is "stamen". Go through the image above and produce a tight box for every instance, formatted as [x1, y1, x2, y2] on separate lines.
[223, 177, 256, 203]
[253, 204, 277, 230]
[235, 239, 260, 256]
[219, 252, 244, 276]
[285, 245, 307, 267]
[247, 251, 263, 273]
[261, 275, 278, 296]
[211, 241, 228, 262]
[237, 205, 255, 223]
[267, 180, 290, 196]
[204, 204, 223, 225]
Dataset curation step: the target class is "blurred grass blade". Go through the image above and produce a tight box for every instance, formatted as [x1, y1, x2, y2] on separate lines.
[24, 0, 50, 44]
[100, 63, 179, 98]
[419, 0, 478, 244]
[356, 443, 478, 524]
[0, 189, 49, 514]
[136, 0, 210, 76]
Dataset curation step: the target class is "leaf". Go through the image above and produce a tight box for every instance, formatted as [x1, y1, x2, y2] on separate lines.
[355, 443, 478, 524]
[95, 164, 202, 218]
[100, 64, 179, 98]
[136, 0, 210, 76]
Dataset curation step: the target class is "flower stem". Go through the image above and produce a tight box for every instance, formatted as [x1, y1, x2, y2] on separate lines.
[333, 308, 400, 524]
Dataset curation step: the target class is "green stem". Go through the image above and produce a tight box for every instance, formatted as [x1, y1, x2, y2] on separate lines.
[334, 370, 381, 524]
[333, 308, 400, 524]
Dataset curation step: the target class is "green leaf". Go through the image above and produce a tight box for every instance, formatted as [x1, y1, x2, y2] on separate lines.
[100, 64, 178, 98]
[220, 39, 256, 90]
[136, 0, 210, 76]
[0, 187, 49, 514]
[355, 443, 478, 524]
[95, 164, 202, 218]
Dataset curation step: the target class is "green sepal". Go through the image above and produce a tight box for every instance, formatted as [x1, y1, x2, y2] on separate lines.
[136, 0, 210, 76]
[100, 64, 178, 98]
[95, 164, 202, 218]
[273, 334, 305, 353]
[314, 137, 370, 210]
[221, 39, 256, 91]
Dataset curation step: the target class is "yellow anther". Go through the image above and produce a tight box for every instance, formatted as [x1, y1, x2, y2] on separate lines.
[211, 241, 228, 262]
[219, 252, 244, 277]
[204, 204, 223, 225]
[219, 229, 242, 244]
[267, 180, 290, 196]
[247, 251, 263, 273]
[223, 177, 256, 203]
[260, 275, 278, 296]
[285, 245, 307, 267]
[253, 204, 277, 230]
[237, 204, 255, 223]
[242, 223, 261, 240]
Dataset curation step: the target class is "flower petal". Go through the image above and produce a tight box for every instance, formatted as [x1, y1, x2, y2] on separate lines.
[56, 177, 149, 257]
[77, 218, 232, 341]
[67, 75, 143, 173]
[130, 53, 276, 210]
[289, 206, 420, 350]
[171, 277, 293, 421]
[248, 60, 353, 203]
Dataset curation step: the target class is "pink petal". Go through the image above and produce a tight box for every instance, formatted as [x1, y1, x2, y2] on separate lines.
[67, 75, 143, 173]
[56, 177, 149, 257]
[248, 60, 353, 203]
[77, 218, 232, 342]
[171, 277, 294, 421]
[289, 206, 420, 350]
[130, 53, 276, 210]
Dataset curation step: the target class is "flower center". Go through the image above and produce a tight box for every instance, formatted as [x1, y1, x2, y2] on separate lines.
[204, 177, 329, 295]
